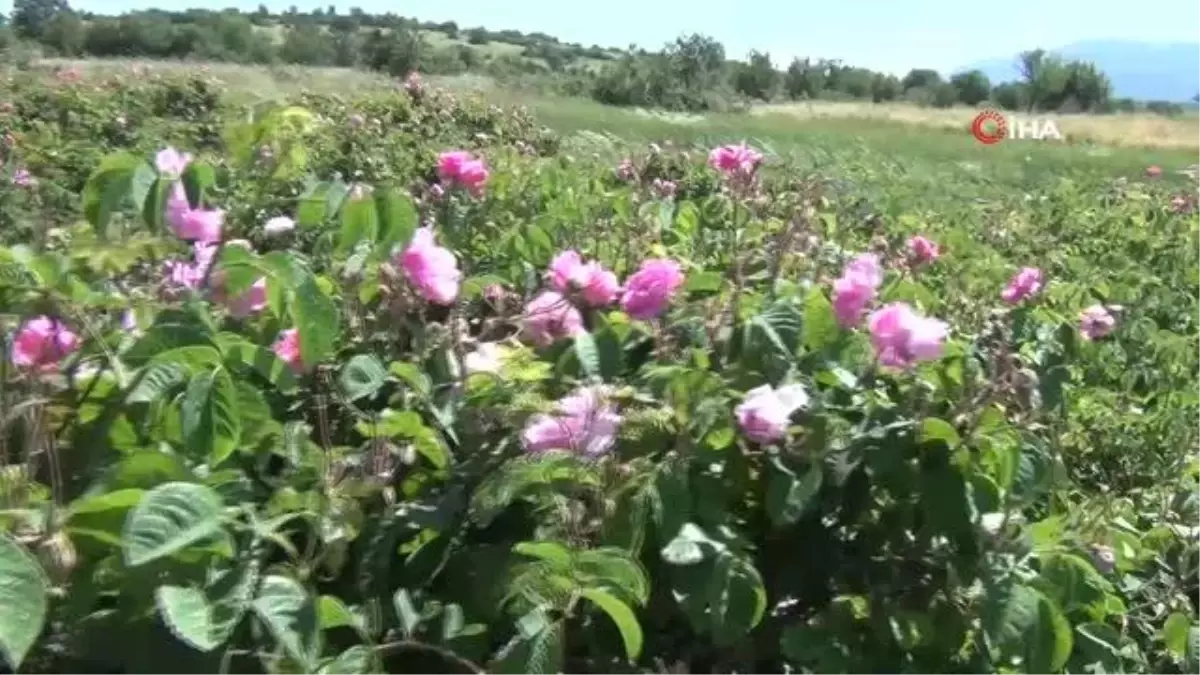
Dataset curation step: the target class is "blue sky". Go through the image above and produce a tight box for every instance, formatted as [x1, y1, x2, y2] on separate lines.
[55, 0, 1200, 75]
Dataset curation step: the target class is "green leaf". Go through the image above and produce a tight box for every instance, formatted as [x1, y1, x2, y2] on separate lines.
[375, 188, 419, 253]
[293, 276, 340, 366]
[393, 588, 421, 638]
[802, 287, 839, 350]
[319, 645, 375, 674]
[122, 482, 226, 566]
[253, 575, 321, 671]
[919, 417, 960, 448]
[766, 459, 823, 527]
[82, 152, 147, 232]
[181, 162, 217, 207]
[573, 332, 601, 378]
[707, 553, 767, 646]
[339, 354, 388, 402]
[217, 335, 299, 394]
[493, 616, 564, 674]
[1162, 612, 1190, 658]
[0, 535, 49, 671]
[685, 271, 723, 294]
[338, 194, 379, 254]
[575, 548, 651, 606]
[317, 595, 359, 631]
[660, 523, 719, 566]
[1187, 624, 1199, 673]
[141, 177, 172, 232]
[156, 563, 256, 652]
[127, 362, 190, 403]
[581, 587, 643, 661]
[180, 369, 242, 465]
[984, 583, 1071, 672]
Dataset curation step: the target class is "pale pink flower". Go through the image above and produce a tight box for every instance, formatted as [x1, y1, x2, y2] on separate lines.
[464, 342, 506, 374]
[225, 277, 268, 318]
[272, 329, 304, 373]
[620, 258, 685, 320]
[832, 253, 884, 327]
[1001, 267, 1043, 304]
[735, 383, 810, 445]
[436, 150, 489, 195]
[155, 147, 192, 178]
[263, 215, 295, 236]
[708, 143, 763, 178]
[615, 159, 635, 181]
[397, 227, 461, 305]
[1145, 165, 1162, 178]
[522, 385, 621, 457]
[11, 168, 35, 188]
[651, 178, 677, 199]
[483, 283, 507, 303]
[1079, 305, 1116, 341]
[11, 316, 80, 372]
[161, 242, 218, 294]
[867, 302, 949, 369]
[907, 236, 940, 266]
[523, 291, 586, 346]
[166, 183, 223, 243]
[547, 250, 621, 308]
[404, 70, 423, 94]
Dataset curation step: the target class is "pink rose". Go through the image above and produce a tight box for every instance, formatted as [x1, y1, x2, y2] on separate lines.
[166, 183, 223, 243]
[272, 329, 305, 373]
[707, 143, 763, 178]
[832, 253, 884, 327]
[436, 150, 489, 196]
[907, 236, 940, 266]
[866, 302, 949, 369]
[225, 277, 268, 318]
[1079, 304, 1116, 341]
[547, 250, 621, 308]
[155, 146, 192, 178]
[620, 258, 685, 320]
[11, 316, 80, 372]
[735, 383, 810, 445]
[523, 291, 585, 346]
[397, 227, 461, 305]
[1001, 267, 1043, 304]
[522, 385, 621, 457]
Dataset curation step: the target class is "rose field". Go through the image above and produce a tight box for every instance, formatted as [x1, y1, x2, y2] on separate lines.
[0, 66, 1198, 674]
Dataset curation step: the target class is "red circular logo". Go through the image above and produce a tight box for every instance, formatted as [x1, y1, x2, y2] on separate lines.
[971, 110, 1007, 145]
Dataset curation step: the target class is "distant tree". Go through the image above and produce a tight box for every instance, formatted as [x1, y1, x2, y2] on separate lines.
[783, 57, 825, 100]
[990, 81, 1026, 110]
[870, 72, 901, 102]
[40, 10, 85, 55]
[900, 68, 941, 91]
[12, 0, 71, 39]
[733, 50, 777, 101]
[949, 69, 991, 105]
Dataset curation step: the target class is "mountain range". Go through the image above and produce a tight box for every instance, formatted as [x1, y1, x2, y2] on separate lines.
[961, 40, 1199, 103]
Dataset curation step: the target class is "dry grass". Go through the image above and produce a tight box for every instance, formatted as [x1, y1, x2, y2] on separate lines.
[753, 100, 1199, 150]
[26, 58, 1199, 152]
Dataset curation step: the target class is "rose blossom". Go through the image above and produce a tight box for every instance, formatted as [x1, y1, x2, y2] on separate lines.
[735, 383, 810, 444]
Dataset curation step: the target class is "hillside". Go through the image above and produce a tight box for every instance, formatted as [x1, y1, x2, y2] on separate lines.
[965, 40, 1200, 102]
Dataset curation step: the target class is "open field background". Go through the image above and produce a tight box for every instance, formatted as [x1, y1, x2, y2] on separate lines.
[30, 57, 1200, 160]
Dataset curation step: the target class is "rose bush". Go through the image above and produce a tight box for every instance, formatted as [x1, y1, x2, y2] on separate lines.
[0, 72, 1197, 675]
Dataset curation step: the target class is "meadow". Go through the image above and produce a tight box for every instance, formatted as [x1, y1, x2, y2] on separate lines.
[0, 60, 1197, 675]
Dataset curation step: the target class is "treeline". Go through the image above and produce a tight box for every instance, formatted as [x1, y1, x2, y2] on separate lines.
[1, 0, 1191, 117]
[589, 35, 1179, 115]
[2, 0, 617, 76]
